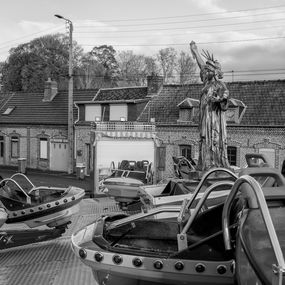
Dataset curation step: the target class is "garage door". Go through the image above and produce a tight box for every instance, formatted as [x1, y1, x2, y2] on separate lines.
[96, 139, 155, 169]
[50, 142, 68, 171]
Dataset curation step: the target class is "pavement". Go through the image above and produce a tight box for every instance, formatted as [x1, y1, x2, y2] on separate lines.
[0, 166, 96, 198]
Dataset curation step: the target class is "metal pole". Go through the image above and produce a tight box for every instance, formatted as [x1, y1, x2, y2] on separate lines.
[55, 15, 74, 174]
[67, 20, 74, 174]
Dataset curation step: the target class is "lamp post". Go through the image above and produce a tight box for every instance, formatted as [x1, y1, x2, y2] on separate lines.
[55, 14, 74, 174]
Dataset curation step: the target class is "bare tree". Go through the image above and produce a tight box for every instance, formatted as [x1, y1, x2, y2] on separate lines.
[176, 51, 197, 85]
[156, 47, 177, 83]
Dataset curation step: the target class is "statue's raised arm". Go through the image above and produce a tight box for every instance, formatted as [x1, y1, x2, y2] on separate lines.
[190, 41, 205, 71]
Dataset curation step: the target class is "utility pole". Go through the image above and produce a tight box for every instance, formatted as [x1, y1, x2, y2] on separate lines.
[55, 14, 74, 174]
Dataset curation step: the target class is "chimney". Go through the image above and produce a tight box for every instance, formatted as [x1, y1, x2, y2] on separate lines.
[147, 74, 163, 97]
[43, 78, 58, 102]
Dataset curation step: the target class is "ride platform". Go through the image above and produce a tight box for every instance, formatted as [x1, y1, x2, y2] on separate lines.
[0, 197, 121, 285]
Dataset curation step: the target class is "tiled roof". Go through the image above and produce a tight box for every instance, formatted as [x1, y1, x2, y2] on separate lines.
[0, 89, 98, 125]
[138, 80, 285, 126]
[94, 86, 148, 101]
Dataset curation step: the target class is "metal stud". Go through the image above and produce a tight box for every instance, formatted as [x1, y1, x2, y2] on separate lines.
[21, 211, 25, 215]
[113, 255, 122, 264]
[175, 261, 184, 271]
[154, 260, 163, 270]
[132, 258, 143, 267]
[79, 248, 87, 259]
[64, 199, 68, 203]
[94, 252, 104, 262]
[30, 209, 34, 213]
[47, 204, 51, 208]
[217, 265, 227, 275]
[55, 201, 59, 205]
[38, 206, 43, 210]
[195, 263, 205, 273]
[71, 196, 75, 200]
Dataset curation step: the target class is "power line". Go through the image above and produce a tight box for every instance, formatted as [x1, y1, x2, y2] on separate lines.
[75, 25, 283, 39]
[76, 10, 285, 28]
[79, 36, 285, 47]
[83, 5, 285, 22]
[0, 25, 63, 50]
[73, 17, 285, 34]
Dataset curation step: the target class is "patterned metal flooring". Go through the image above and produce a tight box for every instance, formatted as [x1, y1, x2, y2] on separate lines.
[0, 198, 122, 285]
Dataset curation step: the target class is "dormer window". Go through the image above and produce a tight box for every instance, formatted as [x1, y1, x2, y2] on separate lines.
[177, 98, 199, 123]
[2, 106, 15, 115]
[226, 99, 246, 124]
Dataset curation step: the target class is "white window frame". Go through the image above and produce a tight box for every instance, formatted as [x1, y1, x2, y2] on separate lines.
[85, 105, 102, 121]
[40, 138, 48, 159]
[109, 104, 128, 121]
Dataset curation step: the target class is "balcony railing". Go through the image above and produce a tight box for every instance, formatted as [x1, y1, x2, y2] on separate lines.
[93, 121, 156, 132]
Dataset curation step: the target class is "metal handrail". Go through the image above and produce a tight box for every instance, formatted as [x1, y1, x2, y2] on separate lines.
[181, 181, 234, 235]
[10, 173, 36, 189]
[222, 175, 285, 282]
[185, 167, 237, 210]
[107, 205, 181, 230]
[0, 178, 31, 204]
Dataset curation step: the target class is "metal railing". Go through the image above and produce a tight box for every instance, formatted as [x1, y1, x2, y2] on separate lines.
[93, 121, 156, 132]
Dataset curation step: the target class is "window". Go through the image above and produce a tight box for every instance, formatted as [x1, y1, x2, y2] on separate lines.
[0, 136, 4, 158]
[227, 146, 237, 166]
[109, 104, 128, 121]
[11, 136, 19, 158]
[180, 145, 192, 161]
[179, 109, 192, 121]
[177, 98, 199, 122]
[85, 105, 102, 121]
[2, 106, 15, 115]
[40, 138, 48, 159]
[157, 146, 166, 171]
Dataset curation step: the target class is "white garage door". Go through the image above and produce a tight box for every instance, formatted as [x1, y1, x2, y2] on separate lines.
[50, 142, 68, 171]
[96, 139, 155, 169]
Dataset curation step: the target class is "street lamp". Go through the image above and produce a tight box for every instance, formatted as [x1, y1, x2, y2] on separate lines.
[55, 14, 74, 174]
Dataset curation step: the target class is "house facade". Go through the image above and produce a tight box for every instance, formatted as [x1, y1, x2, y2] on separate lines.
[74, 76, 285, 195]
[1, 76, 284, 197]
[0, 80, 97, 172]
[137, 80, 285, 181]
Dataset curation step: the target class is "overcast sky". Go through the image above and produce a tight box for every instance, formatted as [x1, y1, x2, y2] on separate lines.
[0, 0, 285, 82]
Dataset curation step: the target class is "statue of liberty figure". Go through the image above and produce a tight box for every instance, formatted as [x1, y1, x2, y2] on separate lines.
[190, 41, 230, 171]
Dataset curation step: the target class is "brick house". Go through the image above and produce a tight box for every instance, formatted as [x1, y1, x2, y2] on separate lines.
[137, 78, 285, 181]
[0, 80, 97, 172]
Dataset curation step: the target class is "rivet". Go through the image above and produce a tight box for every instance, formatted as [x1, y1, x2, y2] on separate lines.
[94, 252, 104, 262]
[79, 248, 87, 259]
[13, 213, 17, 217]
[21, 211, 25, 214]
[47, 204, 51, 208]
[195, 263, 205, 273]
[30, 209, 34, 213]
[175, 261, 184, 271]
[132, 258, 142, 267]
[38, 206, 43, 210]
[217, 265, 227, 275]
[71, 196, 75, 200]
[154, 260, 163, 270]
[113, 255, 122, 264]
[55, 201, 59, 205]
[64, 199, 68, 203]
